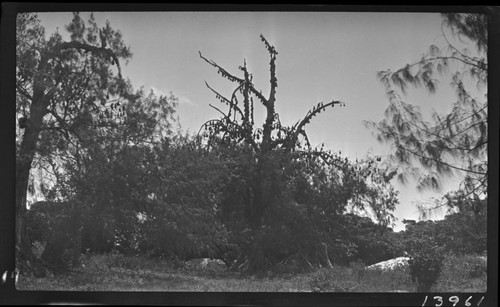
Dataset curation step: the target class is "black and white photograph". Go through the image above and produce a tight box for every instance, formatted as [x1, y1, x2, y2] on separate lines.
[1, 4, 497, 306]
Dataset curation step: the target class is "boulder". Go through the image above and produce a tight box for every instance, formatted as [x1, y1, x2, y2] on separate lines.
[365, 257, 410, 271]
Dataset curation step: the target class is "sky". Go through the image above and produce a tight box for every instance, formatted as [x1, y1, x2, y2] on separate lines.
[35, 11, 480, 231]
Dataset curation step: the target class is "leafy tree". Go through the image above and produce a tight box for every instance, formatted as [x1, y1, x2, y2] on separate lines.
[16, 12, 131, 269]
[366, 15, 491, 279]
[400, 190, 486, 257]
[59, 88, 178, 254]
[399, 219, 445, 292]
[26, 86, 179, 262]
[366, 13, 488, 205]
[340, 214, 402, 266]
[135, 135, 231, 260]
[437, 190, 487, 254]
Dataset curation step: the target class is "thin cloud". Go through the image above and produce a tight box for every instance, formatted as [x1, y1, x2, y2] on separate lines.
[149, 86, 196, 106]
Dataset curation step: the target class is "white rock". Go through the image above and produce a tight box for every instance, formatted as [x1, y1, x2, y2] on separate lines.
[365, 257, 410, 271]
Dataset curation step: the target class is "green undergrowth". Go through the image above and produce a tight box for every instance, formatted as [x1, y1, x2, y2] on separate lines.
[434, 253, 487, 292]
[16, 253, 486, 292]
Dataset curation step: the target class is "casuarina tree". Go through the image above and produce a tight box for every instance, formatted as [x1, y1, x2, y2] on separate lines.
[16, 12, 131, 270]
[366, 13, 489, 209]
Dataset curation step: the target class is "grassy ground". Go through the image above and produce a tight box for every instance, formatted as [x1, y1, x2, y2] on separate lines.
[16, 253, 486, 292]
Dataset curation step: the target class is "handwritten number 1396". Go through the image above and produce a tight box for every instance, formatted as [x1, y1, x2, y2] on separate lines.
[422, 295, 484, 307]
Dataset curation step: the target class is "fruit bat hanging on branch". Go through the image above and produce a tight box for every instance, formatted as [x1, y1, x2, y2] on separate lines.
[18, 116, 29, 129]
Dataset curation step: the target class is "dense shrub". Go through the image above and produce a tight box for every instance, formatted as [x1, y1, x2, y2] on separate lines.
[436, 199, 487, 255]
[339, 214, 402, 266]
[214, 145, 400, 273]
[398, 194, 486, 292]
[308, 266, 359, 292]
[400, 220, 445, 291]
[26, 134, 402, 275]
[26, 201, 84, 269]
[408, 249, 444, 292]
[433, 253, 487, 292]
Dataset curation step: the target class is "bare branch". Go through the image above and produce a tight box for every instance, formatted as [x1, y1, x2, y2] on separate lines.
[433, 104, 487, 134]
[260, 34, 278, 57]
[290, 100, 343, 148]
[39, 124, 70, 140]
[388, 94, 486, 155]
[229, 83, 247, 122]
[46, 108, 83, 143]
[205, 81, 245, 119]
[209, 103, 228, 118]
[16, 84, 33, 101]
[440, 20, 487, 68]
[199, 51, 245, 84]
[398, 145, 487, 176]
[260, 34, 278, 107]
[248, 86, 269, 106]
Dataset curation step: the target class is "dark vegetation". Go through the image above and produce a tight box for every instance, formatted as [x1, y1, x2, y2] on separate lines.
[400, 195, 487, 292]
[16, 12, 488, 292]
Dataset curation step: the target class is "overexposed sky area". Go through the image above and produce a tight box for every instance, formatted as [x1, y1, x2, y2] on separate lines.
[36, 11, 479, 231]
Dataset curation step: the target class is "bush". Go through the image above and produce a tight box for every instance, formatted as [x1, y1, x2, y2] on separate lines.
[270, 253, 315, 278]
[433, 253, 487, 292]
[466, 256, 487, 279]
[408, 250, 444, 292]
[31, 241, 45, 259]
[307, 266, 359, 292]
[106, 253, 144, 270]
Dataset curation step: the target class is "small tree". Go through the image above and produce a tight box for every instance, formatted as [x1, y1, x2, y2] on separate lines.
[401, 219, 445, 292]
[59, 88, 178, 254]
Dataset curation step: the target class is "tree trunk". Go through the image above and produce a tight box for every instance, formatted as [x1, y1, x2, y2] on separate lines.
[16, 147, 39, 271]
[16, 138, 38, 263]
[15, 89, 49, 269]
[250, 155, 268, 230]
[322, 242, 333, 268]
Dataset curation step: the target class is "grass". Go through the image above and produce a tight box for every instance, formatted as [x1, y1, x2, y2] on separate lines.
[16, 253, 486, 292]
[434, 253, 487, 292]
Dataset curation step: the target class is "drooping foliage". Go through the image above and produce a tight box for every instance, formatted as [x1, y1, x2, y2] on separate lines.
[366, 13, 487, 202]
[364, 13, 490, 290]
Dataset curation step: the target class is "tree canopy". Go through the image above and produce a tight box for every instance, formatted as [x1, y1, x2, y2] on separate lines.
[366, 13, 488, 205]
[15, 12, 178, 270]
